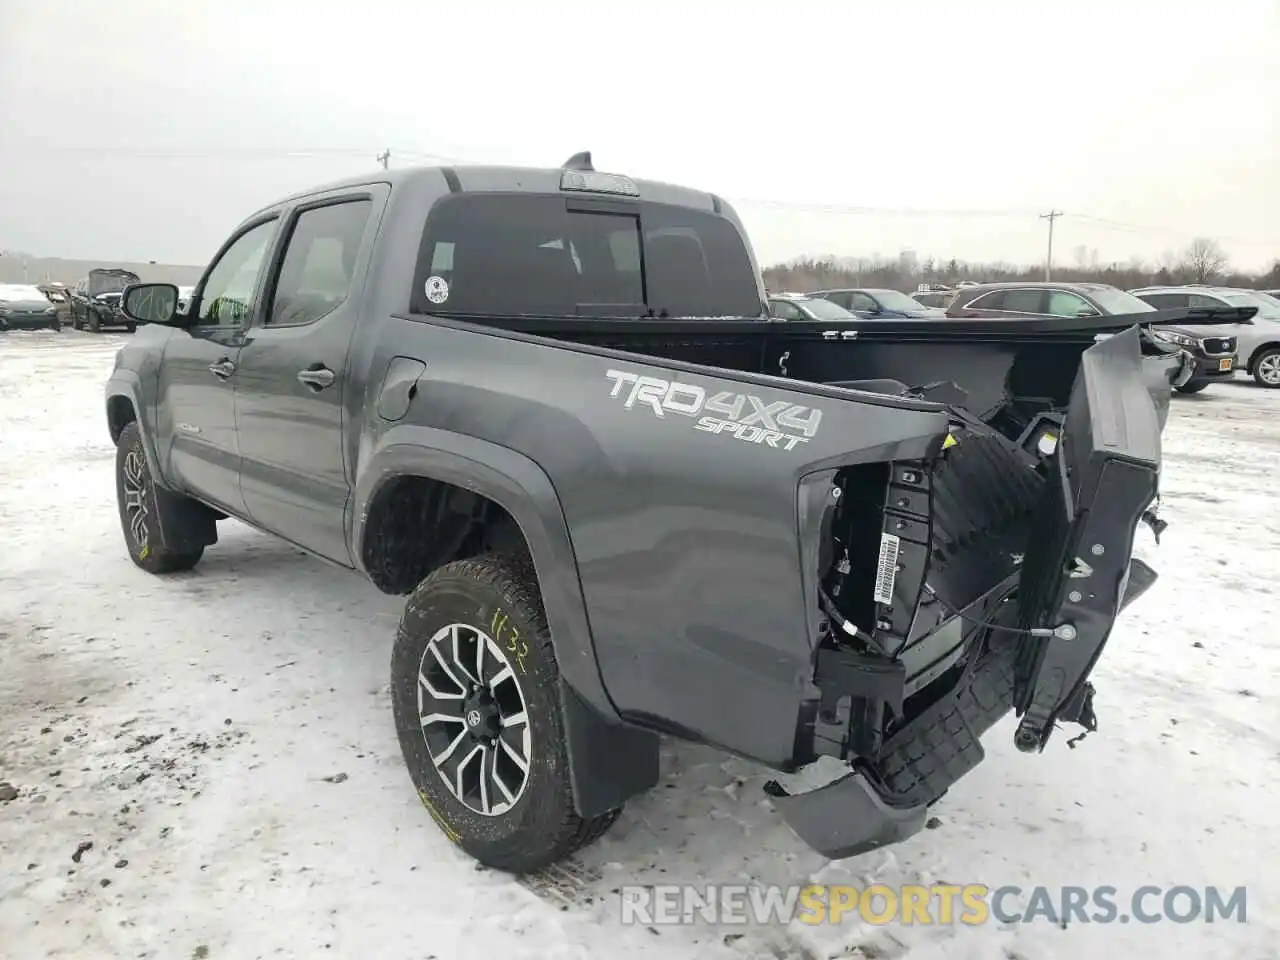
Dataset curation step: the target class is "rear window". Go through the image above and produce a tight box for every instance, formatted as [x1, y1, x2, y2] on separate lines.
[410, 193, 762, 319]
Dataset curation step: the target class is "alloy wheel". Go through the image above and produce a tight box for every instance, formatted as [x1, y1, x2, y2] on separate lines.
[417, 622, 532, 817]
[121, 450, 149, 550]
[1258, 353, 1280, 386]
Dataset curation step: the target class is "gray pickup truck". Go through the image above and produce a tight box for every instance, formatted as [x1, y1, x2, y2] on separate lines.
[108, 153, 1187, 875]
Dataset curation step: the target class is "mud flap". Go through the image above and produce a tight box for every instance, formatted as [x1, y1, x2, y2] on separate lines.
[1011, 325, 1161, 752]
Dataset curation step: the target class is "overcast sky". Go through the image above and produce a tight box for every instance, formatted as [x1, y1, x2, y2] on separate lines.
[1, 0, 1276, 272]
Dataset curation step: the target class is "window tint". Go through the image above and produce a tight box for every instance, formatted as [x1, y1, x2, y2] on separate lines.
[197, 219, 277, 327]
[567, 210, 643, 308]
[639, 202, 759, 317]
[268, 200, 371, 326]
[1002, 289, 1045, 313]
[410, 193, 761, 319]
[1045, 291, 1094, 316]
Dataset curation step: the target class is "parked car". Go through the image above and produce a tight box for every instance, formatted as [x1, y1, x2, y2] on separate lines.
[0, 283, 62, 331]
[1130, 286, 1280, 388]
[947, 281, 1240, 394]
[71, 268, 141, 332]
[111, 153, 1178, 875]
[811, 288, 948, 318]
[767, 293, 859, 321]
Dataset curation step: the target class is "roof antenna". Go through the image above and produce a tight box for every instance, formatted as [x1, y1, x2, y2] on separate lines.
[562, 151, 594, 172]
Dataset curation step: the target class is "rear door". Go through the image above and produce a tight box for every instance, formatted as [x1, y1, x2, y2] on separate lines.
[157, 216, 280, 515]
[233, 186, 385, 564]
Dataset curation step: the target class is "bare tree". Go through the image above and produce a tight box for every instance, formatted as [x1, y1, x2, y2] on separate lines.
[1181, 237, 1229, 283]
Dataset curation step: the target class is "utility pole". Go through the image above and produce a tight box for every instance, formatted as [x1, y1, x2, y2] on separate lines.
[1040, 210, 1063, 280]
[376, 149, 390, 170]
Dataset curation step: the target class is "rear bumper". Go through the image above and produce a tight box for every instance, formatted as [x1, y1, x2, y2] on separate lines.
[777, 326, 1165, 860]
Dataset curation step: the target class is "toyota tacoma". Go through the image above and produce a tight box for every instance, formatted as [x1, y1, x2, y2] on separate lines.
[107, 153, 1192, 874]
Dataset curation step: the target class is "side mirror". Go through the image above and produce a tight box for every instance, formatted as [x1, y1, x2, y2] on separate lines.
[122, 283, 180, 326]
[1075, 306, 1101, 318]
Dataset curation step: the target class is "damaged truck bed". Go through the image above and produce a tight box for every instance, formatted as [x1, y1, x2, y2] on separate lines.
[107, 156, 1189, 872]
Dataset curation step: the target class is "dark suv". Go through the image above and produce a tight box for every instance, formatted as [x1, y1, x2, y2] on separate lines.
[947, 281, 1238, 394]
[71, 268, 141, 332]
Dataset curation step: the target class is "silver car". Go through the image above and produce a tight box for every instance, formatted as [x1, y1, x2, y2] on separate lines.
[1129, 285, 1280, 388]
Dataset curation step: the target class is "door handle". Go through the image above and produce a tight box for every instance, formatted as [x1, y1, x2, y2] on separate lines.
[297, 364, 337, 390]
[208, 358, 236, 379]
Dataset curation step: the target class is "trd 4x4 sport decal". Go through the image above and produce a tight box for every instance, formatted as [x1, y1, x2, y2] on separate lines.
[605, 368, 823, 452]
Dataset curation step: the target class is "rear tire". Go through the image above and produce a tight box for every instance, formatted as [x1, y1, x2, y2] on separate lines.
[115, 422, 204, 574]
[1251, 348, 1280, 389]
[391, 553, 620, 874]
[1175, 380, 1210, 395]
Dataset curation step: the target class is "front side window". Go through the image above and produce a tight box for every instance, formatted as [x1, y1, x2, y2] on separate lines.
[410, 194, 761, 319]
[769, 299, 804, 320]
[1045, 291, 1094, 317]
[846, 292, 880, 312]
[268, 199, 371, 326]
[197, 219, 277, 327]
[799, 298, 856, 321]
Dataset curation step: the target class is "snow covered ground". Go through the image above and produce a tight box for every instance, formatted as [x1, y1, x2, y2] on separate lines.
[1, 330, 1277, 960]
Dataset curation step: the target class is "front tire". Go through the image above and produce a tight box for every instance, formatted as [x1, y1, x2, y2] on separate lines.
[115, 422, 204, 573]
[87, 310, 100, 333]
[1175, 380, 1210, 395]
[1252, 347, 1280, 388]
[391, 553, 620, 874]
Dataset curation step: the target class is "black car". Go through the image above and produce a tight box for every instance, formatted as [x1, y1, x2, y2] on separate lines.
[71, 268, 141, 332]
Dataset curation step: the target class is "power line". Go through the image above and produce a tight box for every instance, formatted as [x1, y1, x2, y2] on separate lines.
[1040, 210, 1063, 280]
[3, 142, 1273, 248]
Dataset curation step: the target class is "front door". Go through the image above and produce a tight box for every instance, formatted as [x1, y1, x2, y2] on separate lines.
[234, 191, 382, 564]
[156, 217, 279, 516]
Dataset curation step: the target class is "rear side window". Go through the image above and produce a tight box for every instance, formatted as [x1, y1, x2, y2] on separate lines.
[1189, 293, 1228, 308]
[268, 199, 372, 326]
[410, 193, 762, 319]
[1003, 289, 1045, 313]
[1140, 293, 1186, 309]
[962, 291, 1005, 311]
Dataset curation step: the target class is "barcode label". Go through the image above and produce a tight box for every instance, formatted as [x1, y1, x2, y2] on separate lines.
[873, 533, 901, 605]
